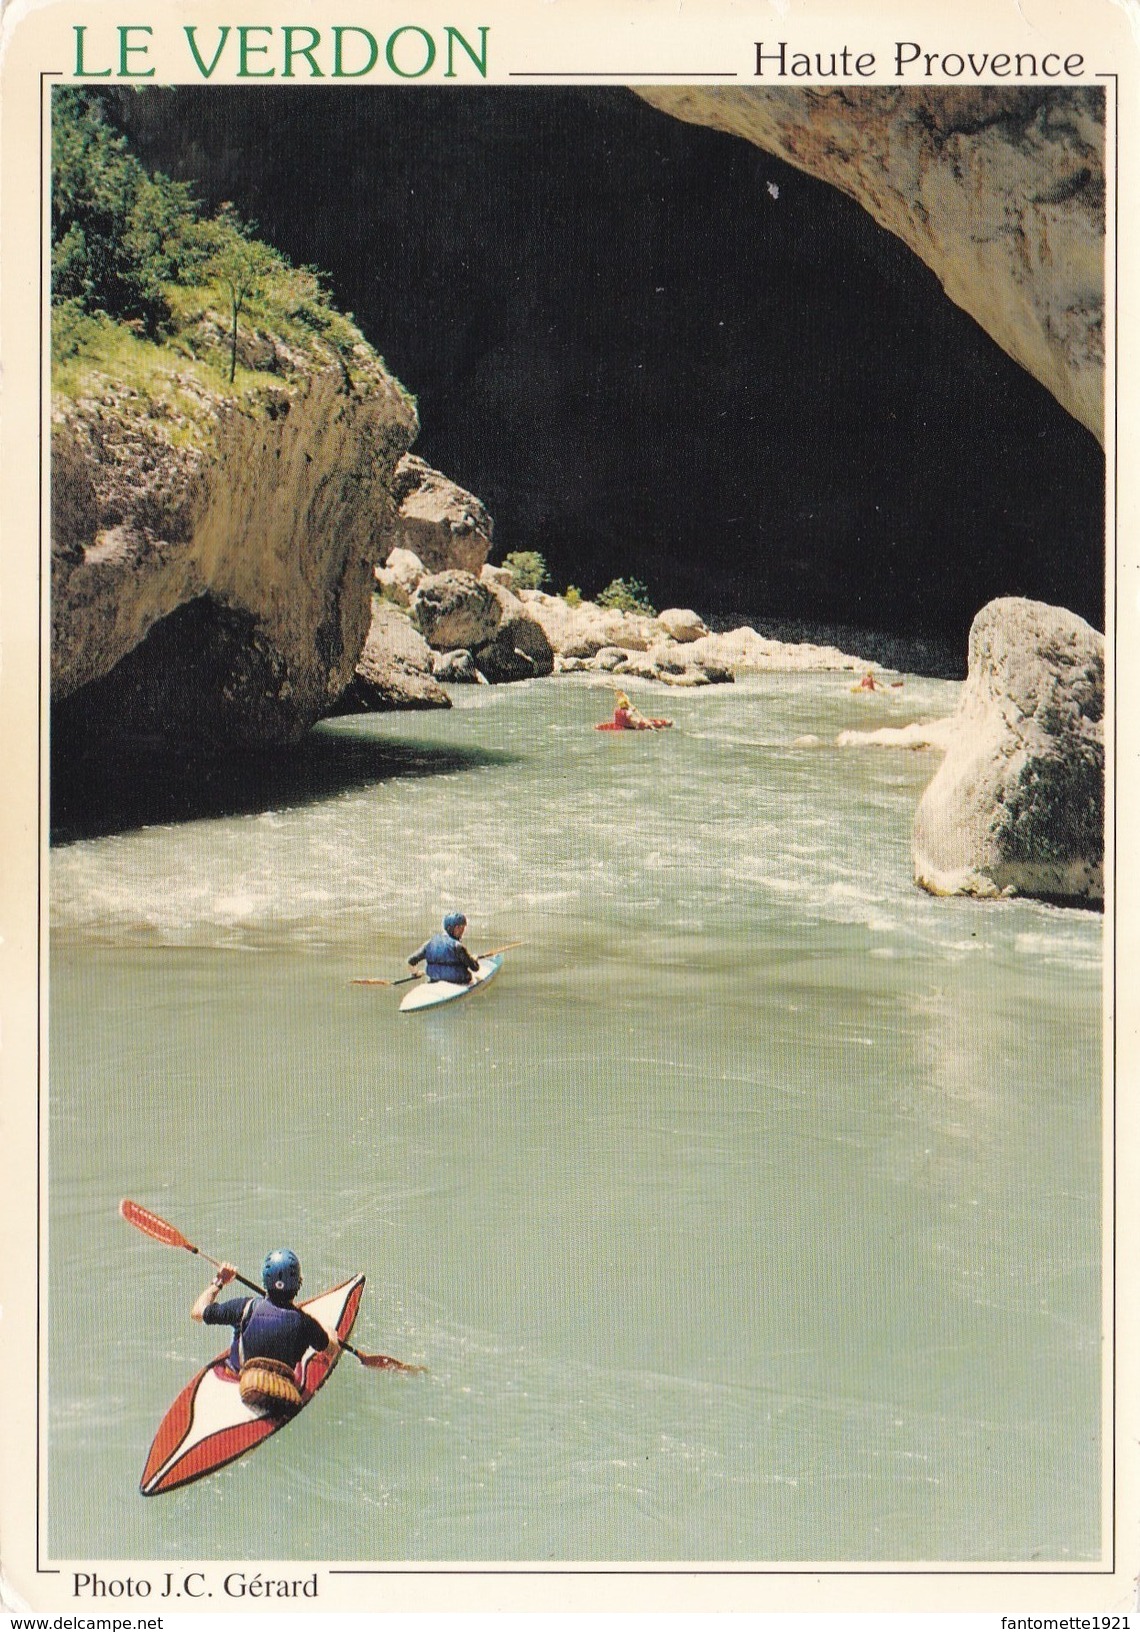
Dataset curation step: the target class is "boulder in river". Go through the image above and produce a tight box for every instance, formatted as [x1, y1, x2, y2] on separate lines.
[334, 600, 450, 713]
[476, 614, 556, 683]
[52, 363, 419, 749]
[411, 570, 502, 652]
[913, 597, 1104, 904]
[432, 648, 481, 684]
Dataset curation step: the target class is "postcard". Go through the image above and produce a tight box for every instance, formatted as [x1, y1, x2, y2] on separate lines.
[0, 0, 1134, 1618]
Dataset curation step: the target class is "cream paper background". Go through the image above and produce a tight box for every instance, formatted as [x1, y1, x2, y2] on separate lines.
[0, 0, 1133, 1613]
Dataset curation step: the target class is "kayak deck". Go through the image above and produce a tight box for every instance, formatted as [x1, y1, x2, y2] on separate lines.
[595, 719, 673, 731]
[140, 1274, 364, 1496]
[399, 954, 503, 1013]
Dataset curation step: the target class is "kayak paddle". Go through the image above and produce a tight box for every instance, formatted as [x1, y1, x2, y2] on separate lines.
[119, 1199, 426, 1374]
[351, 941, 524, 987]
[350, 972, 423, 988]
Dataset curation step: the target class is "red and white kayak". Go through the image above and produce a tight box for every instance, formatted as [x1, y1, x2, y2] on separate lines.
[139, 1274, 365, 1496]
[595, 718, 673, 731]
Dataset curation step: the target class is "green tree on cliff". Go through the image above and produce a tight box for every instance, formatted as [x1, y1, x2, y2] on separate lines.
[51, 88, 385, 396]
[199, 205, 283, 383]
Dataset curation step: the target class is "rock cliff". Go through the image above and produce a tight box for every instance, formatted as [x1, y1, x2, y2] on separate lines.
[333, 600, 451, 713]
[636, 88, 1104, 442]
[53, 353, 419, 748]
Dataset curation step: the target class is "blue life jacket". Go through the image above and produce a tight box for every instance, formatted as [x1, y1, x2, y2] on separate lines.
[416, 931, 475, 983]
[205, 1295, 328, 1373]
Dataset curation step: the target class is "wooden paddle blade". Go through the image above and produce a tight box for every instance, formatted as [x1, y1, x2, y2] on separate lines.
[120, 1199, 193, 1251]
[475, 941, 525, 959]
[351, 978, 393, 986]
[350, 1346, 426, 1373]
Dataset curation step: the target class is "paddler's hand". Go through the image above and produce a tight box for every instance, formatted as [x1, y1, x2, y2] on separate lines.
[192, 1264, 234, 1322]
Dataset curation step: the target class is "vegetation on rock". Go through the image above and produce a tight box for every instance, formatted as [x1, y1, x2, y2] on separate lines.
[501, 550, 549, 590]
[597, 576, 656, 616]
[51, 88, 412, 421]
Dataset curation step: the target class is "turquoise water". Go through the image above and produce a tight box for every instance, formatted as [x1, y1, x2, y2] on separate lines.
[48, 673, 1103, 1561]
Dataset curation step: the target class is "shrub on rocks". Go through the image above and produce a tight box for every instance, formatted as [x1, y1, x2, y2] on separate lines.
[598, 577, 656, 616]
[501, 550, 549, 591]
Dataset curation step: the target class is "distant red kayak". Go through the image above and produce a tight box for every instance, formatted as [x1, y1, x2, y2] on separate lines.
[595, 719, 673, 731]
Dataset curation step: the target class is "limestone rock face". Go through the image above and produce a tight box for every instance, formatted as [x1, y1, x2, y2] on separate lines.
[411, 570, 502, 651]
[914, 597, 1104, 903]
[681, 627, 864, 675]
[335, 600, 451, 713]
[517, 591, 657, 656]
[52, 360, 419, 747]
[637, 88, 1104, 442]
[656, 608, 709, 644]
[523, 587, 868, 683]
[374, 546, 427, 607]
[388, 454, 493, 574]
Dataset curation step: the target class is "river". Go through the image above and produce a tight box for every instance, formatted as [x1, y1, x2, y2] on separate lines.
[48, 670, 1103, 1562]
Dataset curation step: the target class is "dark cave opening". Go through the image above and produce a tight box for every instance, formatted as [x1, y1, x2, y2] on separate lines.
[110, 84, 1104, 656]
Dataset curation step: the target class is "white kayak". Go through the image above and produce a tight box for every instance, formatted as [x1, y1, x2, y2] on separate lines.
[139, 1274, 365, 1496]
[399, 955, 503, 1014]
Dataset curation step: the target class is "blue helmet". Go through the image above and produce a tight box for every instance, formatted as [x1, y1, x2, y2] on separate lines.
[443, 911, 467, 935]
[262, 1248, 301, 1303]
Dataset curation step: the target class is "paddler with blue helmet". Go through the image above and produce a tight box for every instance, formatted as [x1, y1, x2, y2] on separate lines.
[408, 911, 481, 986]
[192, 1248, 338, 1414]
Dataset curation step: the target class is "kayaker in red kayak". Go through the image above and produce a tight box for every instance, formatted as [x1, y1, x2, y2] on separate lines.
[192, 1248, 337, 1413]
[597, 690, 673, 731]
[850, 670, 904, 693]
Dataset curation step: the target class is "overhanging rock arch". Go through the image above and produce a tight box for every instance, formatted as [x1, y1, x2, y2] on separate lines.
[636, 87, 1104, 444]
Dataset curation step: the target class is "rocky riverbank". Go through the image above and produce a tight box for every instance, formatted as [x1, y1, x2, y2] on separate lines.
[364, 547, 875, 703]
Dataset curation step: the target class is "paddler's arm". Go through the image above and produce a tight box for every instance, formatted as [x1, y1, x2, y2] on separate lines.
[304, 1314, 338, 1360]
[191, 1263, 236, 1322]
[407, 942, 429, 968]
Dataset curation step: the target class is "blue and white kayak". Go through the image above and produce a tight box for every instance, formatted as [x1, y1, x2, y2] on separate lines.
[399, 955, 503, 1014]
